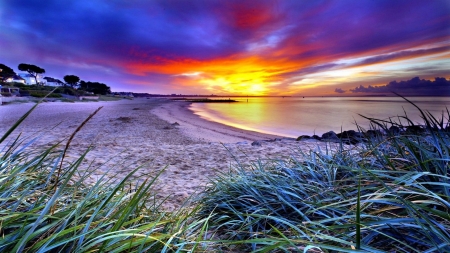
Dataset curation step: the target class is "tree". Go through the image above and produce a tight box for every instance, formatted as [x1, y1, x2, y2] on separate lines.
[79, 81, 111, 95]
[0, 64, 16, 75]
[64, 75, 80, 88]
[18, 63, 45, 85]
[0, 64, 16, 83]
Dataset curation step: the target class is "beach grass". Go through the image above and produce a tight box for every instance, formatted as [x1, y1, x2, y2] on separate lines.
[0, 104, 205, 252]
[1, 98, 449, 252]
[196, 98, 450, 252]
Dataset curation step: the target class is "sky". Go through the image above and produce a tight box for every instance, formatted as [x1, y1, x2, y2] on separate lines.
[1, 0, 449, 96]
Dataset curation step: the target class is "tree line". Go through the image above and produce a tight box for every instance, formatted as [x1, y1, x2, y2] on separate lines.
[0, 63, 111, 95]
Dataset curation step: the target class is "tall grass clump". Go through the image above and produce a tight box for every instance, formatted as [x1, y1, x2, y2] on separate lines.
[197, 98, 450, 252]
[0, 105, 203, 252]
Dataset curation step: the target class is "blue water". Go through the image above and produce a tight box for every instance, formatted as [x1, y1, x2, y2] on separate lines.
[189, 97, 450, 138]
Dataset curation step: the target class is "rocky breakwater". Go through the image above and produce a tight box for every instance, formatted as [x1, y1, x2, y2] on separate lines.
[295, 124, 437, 145]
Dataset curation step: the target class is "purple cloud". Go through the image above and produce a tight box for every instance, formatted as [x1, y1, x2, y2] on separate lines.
[0, 0, 449, 94]
[350, 77, 450, 96]
[334, 88, 346, 94]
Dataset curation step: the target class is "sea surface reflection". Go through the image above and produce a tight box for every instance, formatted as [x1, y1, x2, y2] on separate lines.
[189, 97, 450, 137]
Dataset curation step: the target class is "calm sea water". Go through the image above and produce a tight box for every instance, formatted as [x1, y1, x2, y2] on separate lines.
[189, 97, 450, 138]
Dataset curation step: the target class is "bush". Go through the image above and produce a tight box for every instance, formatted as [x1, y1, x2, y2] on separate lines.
[19, 90, 30, 96]
[63, 87, 76, 95]
[28, 90, 62, 98]
[53, 87, 63, 93]
[10, 82, 28, 88]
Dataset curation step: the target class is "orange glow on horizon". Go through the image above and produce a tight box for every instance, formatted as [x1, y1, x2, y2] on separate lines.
[122, 38, 450, 96]
[126, 54, 305, 95]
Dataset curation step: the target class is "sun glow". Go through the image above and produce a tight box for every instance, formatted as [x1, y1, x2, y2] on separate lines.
[124, 37, 450, 96]
[127, 54, 300, 95]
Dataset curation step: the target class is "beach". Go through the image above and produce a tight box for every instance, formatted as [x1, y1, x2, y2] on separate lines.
[0, 98, 324, 210]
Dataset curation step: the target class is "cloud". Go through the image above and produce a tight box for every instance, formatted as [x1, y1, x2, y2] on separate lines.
[1, 0, 449, 94]
[350, 77, 450, 96]
[350, 46, 450, 67]
[334, 88, 346, 93]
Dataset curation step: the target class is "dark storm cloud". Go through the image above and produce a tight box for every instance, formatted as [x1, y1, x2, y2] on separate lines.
[350, 77, 450, 96]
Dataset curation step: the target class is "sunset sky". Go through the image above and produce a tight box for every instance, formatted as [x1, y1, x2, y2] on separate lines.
[1, 0, 449, 96]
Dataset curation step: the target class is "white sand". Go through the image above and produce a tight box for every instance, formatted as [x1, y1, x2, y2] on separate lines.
[0, 98, 326, 210]
[152, 100, 284, 142]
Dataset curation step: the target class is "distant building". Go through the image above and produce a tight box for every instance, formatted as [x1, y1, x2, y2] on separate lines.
[5, 75, 26, 84]
[43, 77, 64, 86]
[18, 73, 45, 85]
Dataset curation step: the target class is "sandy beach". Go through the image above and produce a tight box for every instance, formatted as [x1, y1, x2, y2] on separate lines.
[0, 98, 325, 210]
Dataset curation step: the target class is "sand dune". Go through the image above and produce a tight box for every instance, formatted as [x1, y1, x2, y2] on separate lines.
[0, 98, 326, 210]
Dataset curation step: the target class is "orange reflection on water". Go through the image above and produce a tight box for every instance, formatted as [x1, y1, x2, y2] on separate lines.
[190, 97, 450, 138]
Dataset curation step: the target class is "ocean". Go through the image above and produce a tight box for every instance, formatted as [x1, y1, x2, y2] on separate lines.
[189, 97, 450, 138]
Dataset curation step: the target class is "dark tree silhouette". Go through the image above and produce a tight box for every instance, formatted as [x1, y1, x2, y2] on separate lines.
[0, 64, 16, 83]
[0, 64, 16, 75]
[64, 75, 80, 88]
[18, 63, 45, 85]
[79, 80, 111, 95]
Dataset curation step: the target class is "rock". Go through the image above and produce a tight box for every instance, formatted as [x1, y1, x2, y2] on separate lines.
[337, 130, 365, 144]
[365, 130, 383, 138]
[341, 138, 361, 145]
[321, 131, 339, 141]
[405, 125, 425, 134]
[337, 130, 354, 138]
[266, 138, 283, 142]
[388, 125, 402, 135]
[312, 135, 322, 140]
[171, 122, 180, 126]
[251, 141, 262, 146]
[116, 116, 132, 122]
[236, 141, 248, 145]
[296, 135, 310, 141]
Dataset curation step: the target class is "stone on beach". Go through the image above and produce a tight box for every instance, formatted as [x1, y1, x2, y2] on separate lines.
[251, 140, 262, 146]
[321, 131, 339, 141]
[296, 135, 311, 141]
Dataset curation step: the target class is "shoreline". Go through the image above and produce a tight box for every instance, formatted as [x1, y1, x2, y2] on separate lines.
[0, 98, 325, 210]
[151, 99, 289, 143]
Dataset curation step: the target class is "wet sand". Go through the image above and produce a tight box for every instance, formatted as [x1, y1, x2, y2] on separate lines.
[0, 98, 326, 210]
